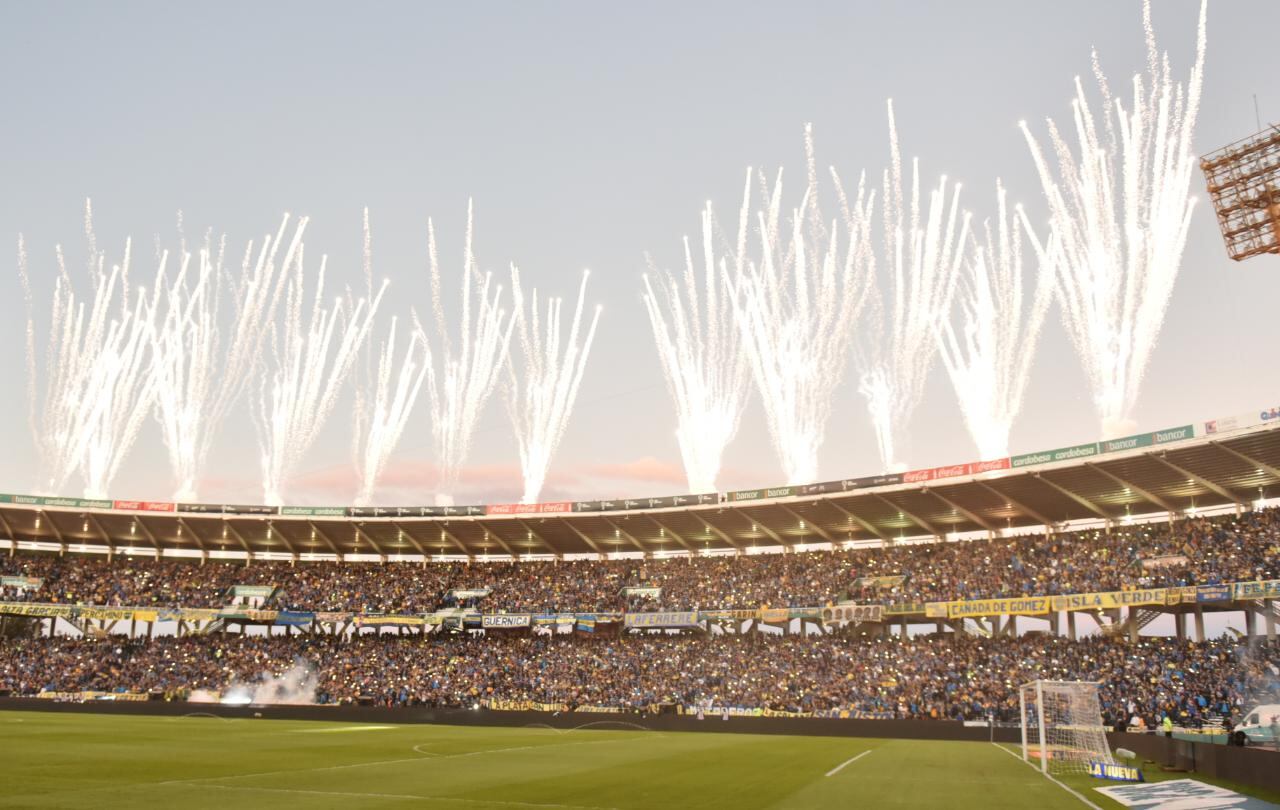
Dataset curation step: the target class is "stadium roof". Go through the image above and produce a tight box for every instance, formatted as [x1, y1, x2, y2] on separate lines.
[4, 419, 1279, 558]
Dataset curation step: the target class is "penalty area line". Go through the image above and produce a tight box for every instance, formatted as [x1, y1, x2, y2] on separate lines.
[991, 743, 1103, 810]
[825, 749, 871, 777]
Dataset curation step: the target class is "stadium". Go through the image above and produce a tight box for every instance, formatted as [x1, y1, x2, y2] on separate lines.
[5, 2, 1280, 809]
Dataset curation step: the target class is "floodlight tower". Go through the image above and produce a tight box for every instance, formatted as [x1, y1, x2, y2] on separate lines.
[1201, 126, 1280, 261]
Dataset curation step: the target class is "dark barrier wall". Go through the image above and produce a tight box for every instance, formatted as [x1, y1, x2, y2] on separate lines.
[0, 697, 1020, 743]
[1108, 731, 1280, 795]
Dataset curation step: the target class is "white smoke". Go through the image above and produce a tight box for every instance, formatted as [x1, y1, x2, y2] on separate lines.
[217, 659, 318, 706]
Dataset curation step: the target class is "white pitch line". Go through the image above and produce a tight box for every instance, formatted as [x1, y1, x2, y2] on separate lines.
[206, 783, 618, 810]
[825, 749, 871, 777]
[990, 743, 1103, 810]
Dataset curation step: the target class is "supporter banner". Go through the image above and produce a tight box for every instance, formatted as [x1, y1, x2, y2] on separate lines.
[483, 699, 569, 713]
[1050, 589, 1168, 612]
[279, 506, 347, 517]
[789, 607, 822, 620]
[156, 607, 221, 622]
[0, 576, 42, 591]
[1167, 587, 1197, 605]
[576, 614, 596, 632]
[621, 586, 662, 598]
[947, 596, 1050, 618]
[756, 608, 790, 624]
[1197, 584, 1232, 603]
[624, 611, 699, 628]
[1011, 442, 1100, 469]
[727, 486, 794, 502]
[481, 614, 531, 629]
[852, 575, 905, 589]
[884, 602, 926, 616]
[821, 604, 883, 625]
[274, 611, 314, 627]
[0, 603, 157, 622]
[231, 585, 276, 598]
[217, 607, 278, 622]
[449, 588, 492, 600]
[925, 602, 949, 619]
[353, 615, 426, 627]
[314, 611, 352, 623]
[1232, 580, 1280, 600]
[0, 603, 68, 618]
[1142, 555, 1189, 570]
[82, 606, 157, 622]
[698, 609, 758, 622]
[532, 614, 558, 626]
[37, 691, 149, 702]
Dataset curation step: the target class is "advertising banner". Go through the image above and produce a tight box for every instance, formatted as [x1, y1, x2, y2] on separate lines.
[481, 614, 531, 629]
[1152, 425, 1195, 445]
[1050, 589, 1168, 612]
[624, 611, 700, 628]
[967, 458, 1011, 475]
[947, 596, 1050, 618]
[279, 506, 347, 517]
[1011, 442, 1101, 469]
[727, 486, 793, 502]
[821, 604, 884, 625]
[841, 474, 903, 491]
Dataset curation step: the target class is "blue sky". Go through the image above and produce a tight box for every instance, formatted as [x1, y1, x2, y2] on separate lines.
[1, 1, 1277, 506]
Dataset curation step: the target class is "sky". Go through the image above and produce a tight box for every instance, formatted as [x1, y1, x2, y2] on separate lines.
[0, 1, 1277, 508]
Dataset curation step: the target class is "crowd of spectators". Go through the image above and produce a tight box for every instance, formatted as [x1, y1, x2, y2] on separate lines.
[0, 508, 1276, 614]
[1, 632, 1277, 726]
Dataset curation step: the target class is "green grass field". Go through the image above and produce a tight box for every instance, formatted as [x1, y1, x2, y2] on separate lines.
[0, 711, 1276, 809]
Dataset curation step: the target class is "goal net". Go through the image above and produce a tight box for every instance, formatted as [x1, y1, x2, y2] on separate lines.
[1019, 680, 1114, 774]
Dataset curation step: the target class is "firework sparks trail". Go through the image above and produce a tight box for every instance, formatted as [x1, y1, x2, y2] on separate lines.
[726, 126, 875, 486]
[253, 234, 385, 506]
[643, 184, 752, 494]
[413, 202, 519, 505]
[1019, 0, 1206, 439]
[152, 216, 301, 501]
[20, 201, 159, 498]
[507, 270, 601, 504]
[937, 181, 1056, 461]
[352, 206, 429, 507]
[858, 100, 971, 473]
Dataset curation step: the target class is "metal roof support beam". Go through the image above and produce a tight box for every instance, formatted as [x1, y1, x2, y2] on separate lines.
[422, 522, 472, 558]
[222, 521, 255, 563]
[351, 523, 387, 559]
[778, 504, 833, 544]
[471, 521, 516, 557]
[824, 500, 891, 543]
[1032, 473, 1111, 520]
[687, 511, 742, 551]
[599, 517, 648, 554]
[872, 494, 940, 538]
[1151, 453, 1244, 506]
[643, 515, 697, 553]
[175, 517, 207, 555]
[516, 519, 562, 557]
[389, 521, 429, 558]
[975, 482, 1056, 528]
[559, 518, 605, 556]
[1084, 462, 1178, 513]
[1209, 441, 1280, 481]
[41, 511, 67, 554]
[305, 521, 342, 559]
[266, 521, 298, 558]
[85, 514, 115, 555]
[131, 516, 163, 555]
[0, 512, 16, 552]
[922, 488, 998, 533]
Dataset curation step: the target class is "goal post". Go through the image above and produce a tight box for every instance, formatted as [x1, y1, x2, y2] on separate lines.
[1019, 680, 1114, 774]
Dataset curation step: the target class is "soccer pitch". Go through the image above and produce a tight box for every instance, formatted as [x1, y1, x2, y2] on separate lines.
[0, 711, 1273, 809]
